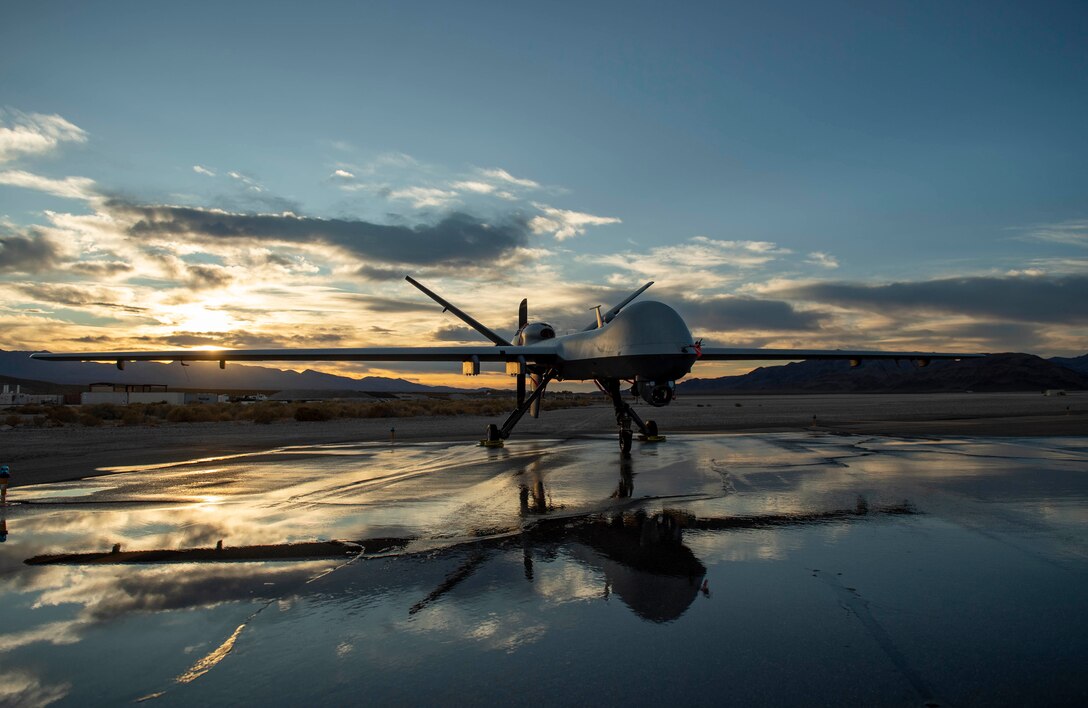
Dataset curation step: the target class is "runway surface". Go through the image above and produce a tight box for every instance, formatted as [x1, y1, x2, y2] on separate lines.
[1, 433, 1087, 705]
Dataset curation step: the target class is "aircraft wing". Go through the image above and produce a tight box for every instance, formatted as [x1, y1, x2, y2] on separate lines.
[697, 348, 983, 362]
[29, 346, 559, 365]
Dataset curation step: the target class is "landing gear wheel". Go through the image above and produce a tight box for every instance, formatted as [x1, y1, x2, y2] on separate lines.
[638, 418, 666, 443]
[480, 423, 504, 448]
[619, 429, 633, 454]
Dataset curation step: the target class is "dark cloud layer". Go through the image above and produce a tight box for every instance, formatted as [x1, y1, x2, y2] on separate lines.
[356, 265, 408, 281]
[672, 297, 823, 332]
[113, 202, 529, 266]
[17, 283, 145, 313]
[340, 293, 440, 314]
[0, 232, 59, 273]
[778, 275, 1088, 324]
[67, 261, 133, 277]
[432, 325, 488, 342]
[187, 264, 232, 289]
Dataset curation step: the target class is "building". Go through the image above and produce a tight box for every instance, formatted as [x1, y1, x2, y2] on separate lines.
[80, 383, 219, 405]
[0, 385, 64, 406]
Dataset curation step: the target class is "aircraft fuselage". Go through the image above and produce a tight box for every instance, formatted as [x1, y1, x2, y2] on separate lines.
[551, 300, 697, 382]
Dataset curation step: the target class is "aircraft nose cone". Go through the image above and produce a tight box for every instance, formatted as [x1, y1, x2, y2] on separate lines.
[609, 301, 693, 345]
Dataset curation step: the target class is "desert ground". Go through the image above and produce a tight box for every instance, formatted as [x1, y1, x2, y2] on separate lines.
[2, 391, 1084, 486]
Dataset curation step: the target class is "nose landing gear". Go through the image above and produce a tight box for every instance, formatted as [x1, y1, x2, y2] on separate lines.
[600, 379, 666, 453]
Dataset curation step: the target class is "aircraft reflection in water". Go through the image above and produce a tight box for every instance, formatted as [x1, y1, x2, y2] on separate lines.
[27, 461, 910, 625]
[8, 436, 1087, 706]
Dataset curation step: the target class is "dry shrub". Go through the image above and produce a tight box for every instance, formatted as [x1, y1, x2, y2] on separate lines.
[84, 403, 123, 420]
[27, 393, 596, 428]
[79, 413, 104, 427]
[47, 406, 79, 424]
[121, 409, 145, 426]
[294, 406, 331, 422]
[167, 405, 219, 423]
[143, 403, 172, 419]
[249, 402, 287, 424]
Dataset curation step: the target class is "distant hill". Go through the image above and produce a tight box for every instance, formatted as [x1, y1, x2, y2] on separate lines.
[1051, 354, 1088, 375]
[678, 353, 1088, 394]
[0, 350, 474, 394]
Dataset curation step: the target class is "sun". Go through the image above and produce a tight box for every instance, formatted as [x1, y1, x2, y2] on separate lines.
[159, 302, 239, 334]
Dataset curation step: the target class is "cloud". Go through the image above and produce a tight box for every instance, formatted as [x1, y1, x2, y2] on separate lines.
[528, 203, 621, 241]
[370, 152, 418, 169]
[806, 251, 839, 268]
[331, 163, 539, 211]
[67, 260, 133, 277]
[187, 264, 233, 289]
[0, 669, 70, 707]
[928, 321, 1040, 343]
[341, 293, 443, 314]
[598, 236, 791, 285]
[0, 109, 87, 164]
[226, 170, 263, 192]
[387, 186, 458, 209]
[772, 274, 1088, 324]
[432, 325, 485, 342]
[113, 202, 531, 266]
[355, 265, 405, 281]
[673, 296, 823, 332]
[451, 180, 495, 194]
[0, 169, 97, 200]
[0, 232, 60, 273]
[334, 152, 418, 181]
[192, 165, 216, 177]
[1019, 219, 1088, 247]
[15, 282, 145, 312]
[480, 168, 539, 189]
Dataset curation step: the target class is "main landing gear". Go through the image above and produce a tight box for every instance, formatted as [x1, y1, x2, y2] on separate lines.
[480, 372, 666, 452]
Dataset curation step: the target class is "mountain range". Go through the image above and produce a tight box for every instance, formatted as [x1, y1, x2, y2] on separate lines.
[0, 350, 470, 393]
[678, 353, 1088, 394]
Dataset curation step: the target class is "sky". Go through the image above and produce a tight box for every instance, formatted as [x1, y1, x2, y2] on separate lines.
[1, 0, 1086, 387]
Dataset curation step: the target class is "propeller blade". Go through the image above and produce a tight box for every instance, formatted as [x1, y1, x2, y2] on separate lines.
[518, 298, 528, 329]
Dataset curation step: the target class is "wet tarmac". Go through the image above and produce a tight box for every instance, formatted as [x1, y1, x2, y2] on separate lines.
[1, 433, 1087, 706]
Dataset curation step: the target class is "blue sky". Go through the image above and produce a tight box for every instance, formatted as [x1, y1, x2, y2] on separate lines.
[1, 1, 1086, 384]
